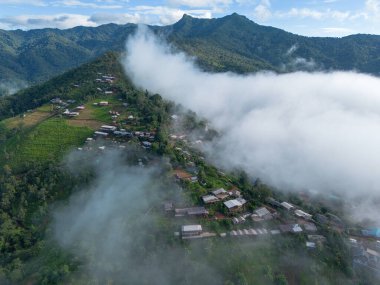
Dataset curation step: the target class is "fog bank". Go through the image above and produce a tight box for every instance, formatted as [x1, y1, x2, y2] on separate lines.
[123, 27, 380, 200]
[52, 150, 222, 284]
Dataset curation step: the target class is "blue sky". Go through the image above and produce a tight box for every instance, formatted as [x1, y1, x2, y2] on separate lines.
[0, 0, 379, 36]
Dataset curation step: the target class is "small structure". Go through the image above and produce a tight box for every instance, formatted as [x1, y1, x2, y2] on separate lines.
[50, 98, 62, 104]
[308, 235, 326, 245]
[142, 141, 152, 148]
[362, 228, 380, 238]
[212, 188, 229, 199]
[281, 202, 295, 211]
[100, 125, 117, 132]
[63, 109, 79, 117]
[279, 224, 303, 233]
[175, 207, 208, 217]
[98, 101, 109, 106]
[252, 207, 273, 222]
[228, 188, 241, 198]
[164, 202, 174, 213]
[94, 131, 108, 137]
[76, 105, 85, 110]
[303, 222, 318, 232]
[182, 225, 202, 237]
[202, 195, 219, 204]
[306, 242, 316, 249]
[295, 209, 312, 220]
[224, 198, 246, 212]
[232, 216, 246, 224]
[266, 197, 282, 208]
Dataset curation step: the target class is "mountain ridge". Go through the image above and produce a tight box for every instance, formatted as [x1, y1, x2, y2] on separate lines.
[0, 13, 380, 91]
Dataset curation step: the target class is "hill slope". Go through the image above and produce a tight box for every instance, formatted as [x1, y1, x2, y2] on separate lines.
[0, 13, 380, 88]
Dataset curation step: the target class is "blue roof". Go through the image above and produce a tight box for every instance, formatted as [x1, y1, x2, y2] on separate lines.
[362, 228, 380, 238]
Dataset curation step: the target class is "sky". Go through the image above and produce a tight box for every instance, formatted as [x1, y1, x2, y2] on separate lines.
[0, 0, 379, 36]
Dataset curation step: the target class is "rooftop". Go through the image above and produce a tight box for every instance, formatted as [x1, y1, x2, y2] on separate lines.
[182, 225, 202, 232]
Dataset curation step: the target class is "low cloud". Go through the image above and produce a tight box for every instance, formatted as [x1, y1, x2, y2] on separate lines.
[52, 149, 223, 284]
[123, 27, 380, 209]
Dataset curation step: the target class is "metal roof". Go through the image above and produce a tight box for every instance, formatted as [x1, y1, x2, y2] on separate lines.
[255, 207, 271, 217]
[224, 199, 242, 209]
[182, 225, 202, 232]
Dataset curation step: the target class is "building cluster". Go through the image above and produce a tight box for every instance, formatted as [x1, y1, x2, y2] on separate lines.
[350, 238, 380, 274]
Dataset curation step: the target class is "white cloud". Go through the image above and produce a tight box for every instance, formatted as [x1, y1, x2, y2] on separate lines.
[59, 0, 123, 9]
[0, 0, 45, 5]
[123, 28, 380, 215]
[253, 0, 272, 21]
[0, 14, 96, 29]
[167, 0, 232, 8]
[89, 13, 142, 25]
[130, 6, 212, 25]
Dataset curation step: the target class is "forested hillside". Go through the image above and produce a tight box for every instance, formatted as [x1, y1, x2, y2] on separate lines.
[0, 13, 380, 90]
[0, 47, 374, 284]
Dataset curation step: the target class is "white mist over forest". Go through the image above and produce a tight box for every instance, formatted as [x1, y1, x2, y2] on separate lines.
[123, 27, 380, 210]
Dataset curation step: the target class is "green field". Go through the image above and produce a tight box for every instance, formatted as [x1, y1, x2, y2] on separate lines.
[4, 117, 92, 166]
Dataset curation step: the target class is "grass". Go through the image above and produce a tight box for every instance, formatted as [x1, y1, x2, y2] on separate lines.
[8, 117, 92, 165]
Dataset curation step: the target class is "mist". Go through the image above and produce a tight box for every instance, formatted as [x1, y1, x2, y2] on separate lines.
[123, 27, 380, 205]
[51, 150, 224, 284]
[0, 81, 27, 96]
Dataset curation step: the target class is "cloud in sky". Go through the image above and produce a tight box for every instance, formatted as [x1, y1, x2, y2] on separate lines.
[0, 14, 96, 29]
[123, 27, 380, 207]
[0, 0, 379, 36]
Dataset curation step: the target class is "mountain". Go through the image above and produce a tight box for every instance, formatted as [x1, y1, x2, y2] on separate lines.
[0, 48, 367, 285]
[0, 24, 136, 87]
[0, 13, 380, 88]
[166, 13, 380, 74]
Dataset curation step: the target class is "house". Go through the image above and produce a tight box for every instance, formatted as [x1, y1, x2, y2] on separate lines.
[303, 222, 318, 232]
[228, 187, 241, 198]
[212, 188, 230, 199]
[362, 228, 380, 238]
[63, 109, 79, 117]
[100, 125, 117, 132]
[98, 101, 109, 106]
[50, 98, 62, 104]
[224, 198, 247, 212]
[281, 202, 295, 211]
[202, 195, 219, 204]
[142, 141, 152, 148]
[175, 207, 208, 217]
[295, 209, 312, 220]
[94, 131, 108, 137]
[279, 224, 303, 233]
[164, 202, 174, 212]
[232, 216, 246, 224]
[308, 235, 326, 244]
[181, 225, 202, 237]
[266, 197, 282, 208]
[114, 131, 133, 137]
[252, 207, 273, 222]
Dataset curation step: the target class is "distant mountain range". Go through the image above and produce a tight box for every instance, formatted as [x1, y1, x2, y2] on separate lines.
[1, 13, 380, 88]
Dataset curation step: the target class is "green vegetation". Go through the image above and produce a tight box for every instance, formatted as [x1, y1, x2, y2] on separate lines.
[13, 118, 92, 164]
[0, 48, 375, 285]
[0, 13, 380, 87]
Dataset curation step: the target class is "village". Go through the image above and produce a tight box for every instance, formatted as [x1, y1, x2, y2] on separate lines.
[47, 69, 380, 277]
